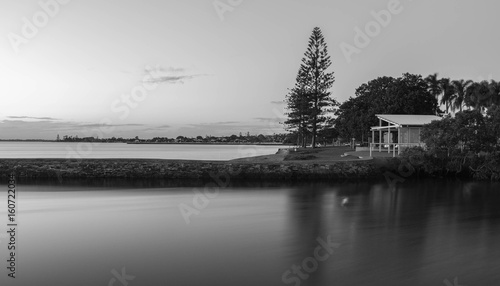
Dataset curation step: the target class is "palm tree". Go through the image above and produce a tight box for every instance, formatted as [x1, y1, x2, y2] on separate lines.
[425, 73, 442, 115]
[425, 73, 442, 98]
[452, 79, 472, 112]
[465, 82, 479, 110]
[465, 81, 492, 112]
[477, 81, 493, 111]
[439, 78, 455, 114]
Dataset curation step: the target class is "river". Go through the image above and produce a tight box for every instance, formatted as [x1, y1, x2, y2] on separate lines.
[0, 178, 498, 285]
[0, 142, 282, 160]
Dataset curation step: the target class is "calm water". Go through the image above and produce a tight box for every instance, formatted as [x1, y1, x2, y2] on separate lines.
[0, 179, 499, 285]
[0, 142, 282, 160]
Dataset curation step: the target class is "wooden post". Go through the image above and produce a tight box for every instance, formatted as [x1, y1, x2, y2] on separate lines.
[371, 129, 374, 157]
[398, 127, 401, 155]
[387, 126, 391, 153]
[379, 119, 382, 152]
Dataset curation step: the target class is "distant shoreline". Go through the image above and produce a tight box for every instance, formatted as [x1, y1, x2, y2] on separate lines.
[0, 140, 288, 146]
[126, 142, 287, 146]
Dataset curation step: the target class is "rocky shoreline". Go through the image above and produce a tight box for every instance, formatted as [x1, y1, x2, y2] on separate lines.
[0, 158, 384, 181]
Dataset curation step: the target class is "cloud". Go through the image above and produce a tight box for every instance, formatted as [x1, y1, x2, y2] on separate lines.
[270, 100, 285, 105]
[254, 117, 285, 122]
[77, 123, 145, 128]
[186, 121, 240, 128]
[145, 75, 202, 84]
[142, 66, 204, 85]
[142, 125, 171, 131]
[7, 116, 59, 121]
[159, 67, 186, 73]
[215, 121, 240, 125]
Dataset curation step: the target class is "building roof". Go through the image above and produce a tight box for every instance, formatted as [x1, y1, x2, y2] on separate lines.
[375, 114, 442, 126]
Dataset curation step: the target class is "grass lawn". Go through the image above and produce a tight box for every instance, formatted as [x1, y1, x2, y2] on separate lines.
[230, 146, 362, 163]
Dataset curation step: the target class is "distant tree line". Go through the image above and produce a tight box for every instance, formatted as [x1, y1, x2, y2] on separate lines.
[57, 133, 292, 144]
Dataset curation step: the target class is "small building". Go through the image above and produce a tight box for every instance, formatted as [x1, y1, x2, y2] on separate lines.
[370, 114, 442, 157]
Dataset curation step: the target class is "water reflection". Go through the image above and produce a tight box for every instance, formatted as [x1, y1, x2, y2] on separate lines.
[0, 179, 498, 285]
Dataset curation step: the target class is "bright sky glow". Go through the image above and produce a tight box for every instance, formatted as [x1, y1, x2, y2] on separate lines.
[0, 0, 499, 139]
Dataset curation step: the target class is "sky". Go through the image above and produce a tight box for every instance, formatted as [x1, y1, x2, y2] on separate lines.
[0, 0, 499, 139]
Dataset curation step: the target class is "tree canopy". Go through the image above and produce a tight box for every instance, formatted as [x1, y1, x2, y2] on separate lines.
[334, 73, 440, 141]
[420, 109, 499, 157]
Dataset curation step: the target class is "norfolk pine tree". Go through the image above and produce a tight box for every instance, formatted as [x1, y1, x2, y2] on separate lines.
[286, 27, 336, 148]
